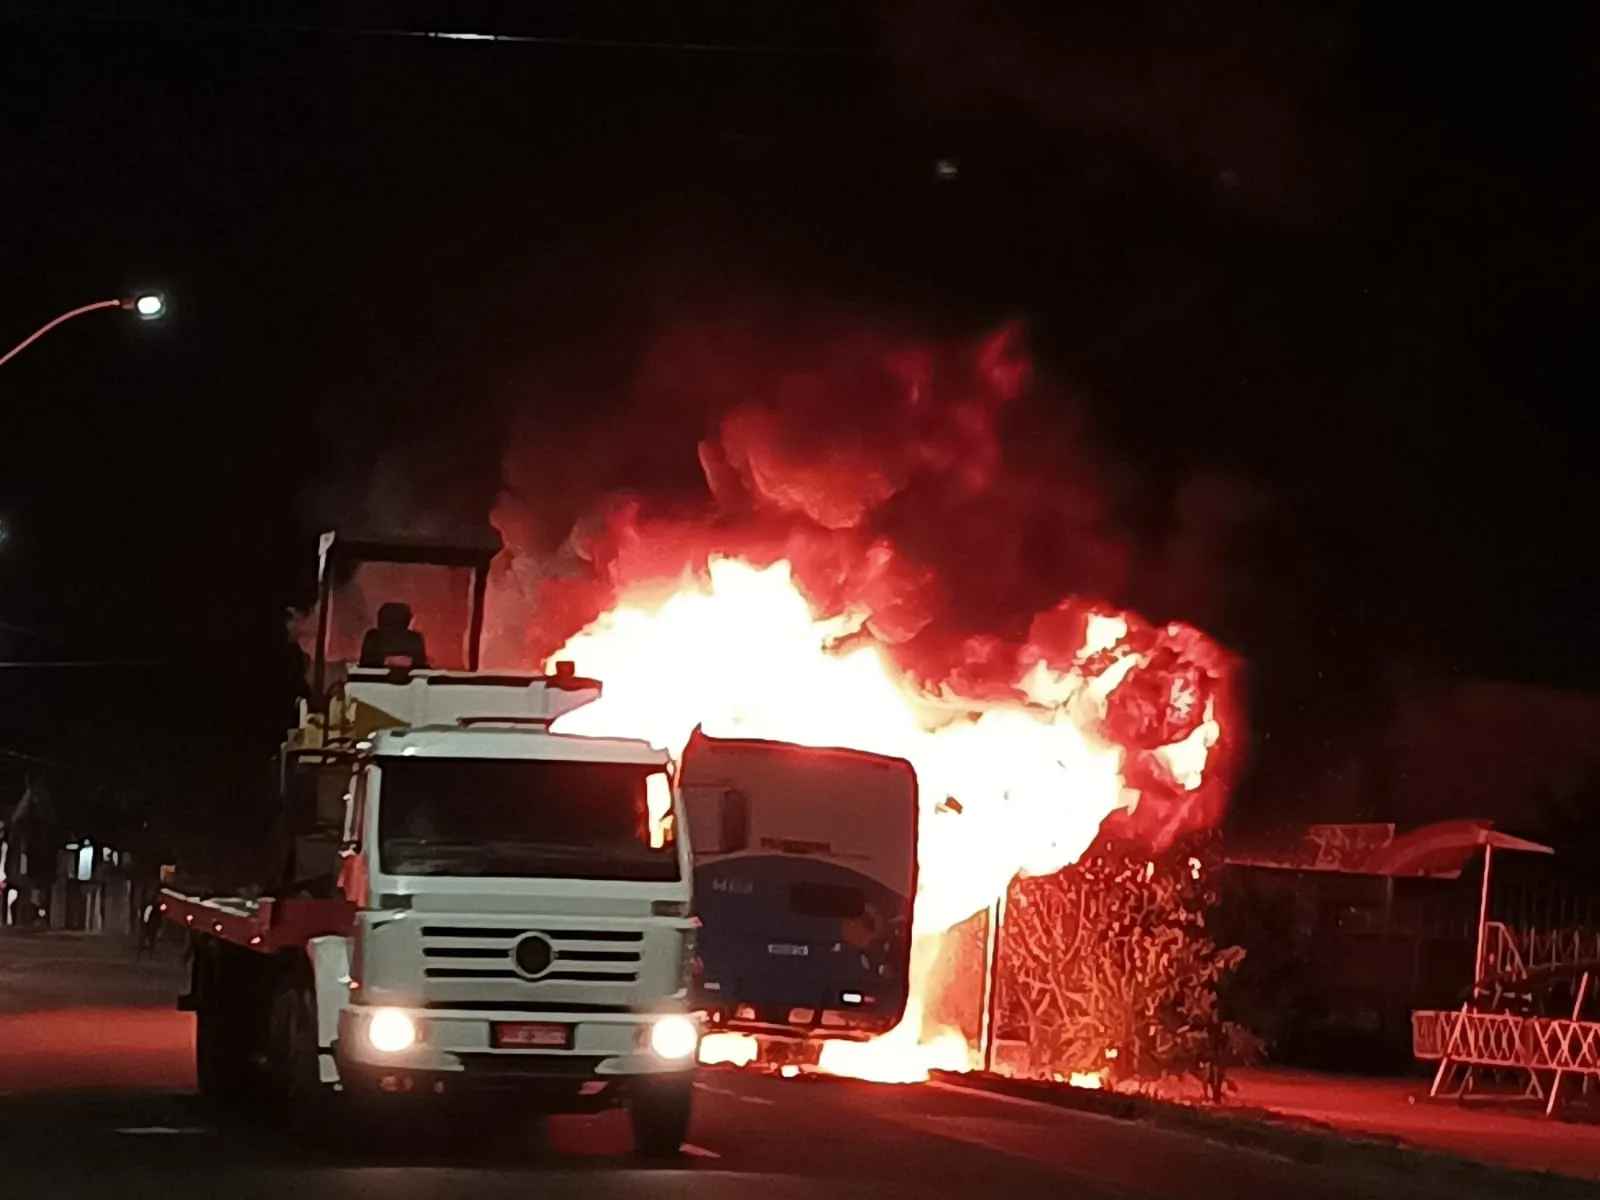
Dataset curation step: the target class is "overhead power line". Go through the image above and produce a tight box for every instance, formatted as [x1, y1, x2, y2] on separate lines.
[0, 743, 106, 774]
[0, 620, 54, 641]
[2, 7, 867, 56]
[0, 660, 174, 669]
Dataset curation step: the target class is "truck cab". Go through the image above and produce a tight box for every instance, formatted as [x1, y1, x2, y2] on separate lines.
[173, 531, 698, 1155]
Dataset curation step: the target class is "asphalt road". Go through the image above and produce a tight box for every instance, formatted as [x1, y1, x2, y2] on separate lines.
[0, 934, 1523, 1199]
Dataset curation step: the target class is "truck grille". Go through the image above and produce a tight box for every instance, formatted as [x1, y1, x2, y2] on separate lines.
[419, 1000, 637, 1013]
[419, 925, 644, 984]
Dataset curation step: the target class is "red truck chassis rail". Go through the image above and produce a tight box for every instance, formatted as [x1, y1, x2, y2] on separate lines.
[160, 888, 354, 953]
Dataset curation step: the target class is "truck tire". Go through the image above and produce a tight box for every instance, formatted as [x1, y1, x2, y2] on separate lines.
[629, 1076, 693, 1159]
[194, 999, 228, 1100]
[194, 948, 248, 1105]
[269, 975, 338, 1146]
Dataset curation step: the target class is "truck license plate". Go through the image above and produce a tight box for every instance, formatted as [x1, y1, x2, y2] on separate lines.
[492, 1022, 573, 1049]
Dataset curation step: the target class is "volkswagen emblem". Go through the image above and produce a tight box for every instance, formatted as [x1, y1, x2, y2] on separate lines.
[513, 934, 554, 978]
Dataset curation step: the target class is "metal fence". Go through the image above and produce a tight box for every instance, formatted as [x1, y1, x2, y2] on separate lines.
[1413, 921, 1600, 1115]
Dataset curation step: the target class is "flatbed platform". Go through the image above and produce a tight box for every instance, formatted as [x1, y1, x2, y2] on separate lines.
[160, 889, 354, 954]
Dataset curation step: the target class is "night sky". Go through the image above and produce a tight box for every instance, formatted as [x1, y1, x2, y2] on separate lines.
[0, 3, 1585, 854]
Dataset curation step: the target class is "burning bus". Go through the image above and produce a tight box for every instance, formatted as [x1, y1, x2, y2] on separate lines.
[679, 728, 918, 1069]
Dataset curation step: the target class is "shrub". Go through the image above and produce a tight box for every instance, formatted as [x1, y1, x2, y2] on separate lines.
[998, 838, 1262, 1100]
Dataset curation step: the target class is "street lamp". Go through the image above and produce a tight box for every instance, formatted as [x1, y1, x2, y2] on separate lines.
[0, 292, 167, 371]
[130, 292, 166, 320]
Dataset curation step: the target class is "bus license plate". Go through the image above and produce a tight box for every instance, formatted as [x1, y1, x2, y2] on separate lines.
[492, 1022, 573, 1049]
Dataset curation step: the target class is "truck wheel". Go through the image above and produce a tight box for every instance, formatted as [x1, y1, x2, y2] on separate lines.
[269, 976, 338, 1146]
[629, 1076, 693, 1159]
[194, 952, 246, 1104]
[194, 1000, 228, 1100]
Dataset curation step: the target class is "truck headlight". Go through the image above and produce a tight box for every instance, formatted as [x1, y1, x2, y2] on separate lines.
[649, 1014, 699, 1061]
[367, 1008, 417, 1054]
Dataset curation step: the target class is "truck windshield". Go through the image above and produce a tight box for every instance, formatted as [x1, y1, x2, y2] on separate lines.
[376, 757, 678, 882]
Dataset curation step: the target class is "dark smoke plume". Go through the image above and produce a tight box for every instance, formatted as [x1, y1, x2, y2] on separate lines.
[478, 310, 1241, 850]
[486, 315, 1136, 665]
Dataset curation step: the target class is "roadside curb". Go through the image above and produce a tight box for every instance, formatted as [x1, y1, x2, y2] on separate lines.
[929, 1070, 1600, 1197]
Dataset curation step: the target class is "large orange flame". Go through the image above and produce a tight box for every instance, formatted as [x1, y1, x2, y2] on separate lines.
[545, 555, 1230, 1083]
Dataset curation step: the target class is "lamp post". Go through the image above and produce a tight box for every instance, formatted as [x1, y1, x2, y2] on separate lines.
[0, 292, 167, 371]
[978, 887, 1008, 1073]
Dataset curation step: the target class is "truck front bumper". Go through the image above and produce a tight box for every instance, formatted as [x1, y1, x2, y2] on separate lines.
[334, 1006, 698, 1103]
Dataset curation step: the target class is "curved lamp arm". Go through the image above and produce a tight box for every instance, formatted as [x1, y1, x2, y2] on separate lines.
[0, 294, 165, 371]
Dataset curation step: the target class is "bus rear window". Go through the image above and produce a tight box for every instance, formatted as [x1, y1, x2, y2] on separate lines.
[790, 881, 865, 920]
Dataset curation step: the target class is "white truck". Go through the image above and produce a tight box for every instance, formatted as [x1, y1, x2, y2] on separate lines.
[162, 531, 699, 1155]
